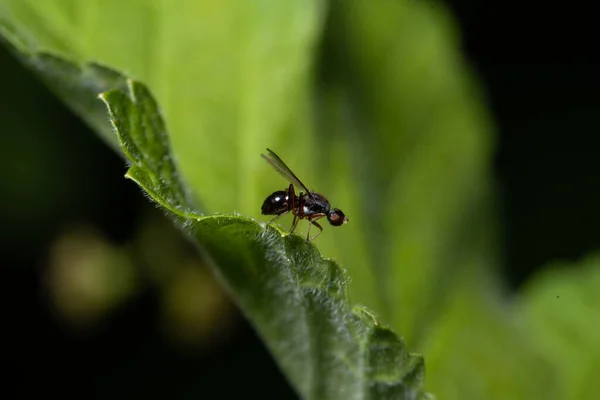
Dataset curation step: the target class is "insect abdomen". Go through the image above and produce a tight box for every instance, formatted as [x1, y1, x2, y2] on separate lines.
[261, 190, 289, 215]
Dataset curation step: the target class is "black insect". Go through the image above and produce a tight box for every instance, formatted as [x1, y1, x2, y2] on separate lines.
[261, 148, 348, 241]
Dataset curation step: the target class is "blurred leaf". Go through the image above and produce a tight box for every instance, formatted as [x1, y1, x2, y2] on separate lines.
[130, 207, 236, 349]
[517, 254, 600, 400]
[0, 11, 126, 150]
[0, 0, 324, 216]
[161, 259, 235, 350]
[423, 276, 558, 400]
[99, 80, 432, 400]
[314, 0, 496, 344]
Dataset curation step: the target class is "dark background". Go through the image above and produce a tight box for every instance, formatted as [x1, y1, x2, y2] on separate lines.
[1, 2, 598, 398]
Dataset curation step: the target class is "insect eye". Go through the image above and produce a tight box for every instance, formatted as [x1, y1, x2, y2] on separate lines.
[328, 209, 348, 226]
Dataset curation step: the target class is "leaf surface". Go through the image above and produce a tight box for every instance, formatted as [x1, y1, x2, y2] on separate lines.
[99, 80, 431, 400]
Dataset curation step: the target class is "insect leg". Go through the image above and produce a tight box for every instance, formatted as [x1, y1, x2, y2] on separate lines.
[309, 220, 324, 241]
[287, 184, 300, 234]
[306, 216, 325, 241]
[289, 214, 299, 234]
[268, 211, 289, 224]
[287, 184, 296, 202]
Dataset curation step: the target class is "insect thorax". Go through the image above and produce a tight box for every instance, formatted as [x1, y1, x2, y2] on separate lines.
[302, 193, 330, 215]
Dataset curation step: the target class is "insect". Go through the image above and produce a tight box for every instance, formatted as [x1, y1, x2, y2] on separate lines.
[261, 148, 348, 241]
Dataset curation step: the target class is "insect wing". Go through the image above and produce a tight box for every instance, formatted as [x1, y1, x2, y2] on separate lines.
[262, 148, 313, 197]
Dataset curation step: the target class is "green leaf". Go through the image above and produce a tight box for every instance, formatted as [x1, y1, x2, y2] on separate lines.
[423, 276, 559, 399]
[99, 80, 431, 400]
[315, 0, 496, 345]
[517, 254, 600, 400]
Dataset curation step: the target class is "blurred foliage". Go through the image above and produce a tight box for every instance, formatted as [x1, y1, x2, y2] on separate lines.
[160, 260, 235, 350]
[133, 208, 237, 350]
[1, 0, 599, 399]
[46, 224, 138, 328]
[316, 0, 495, 344]
[517, 254, 600, 399]
[43, 206, 236, 349]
